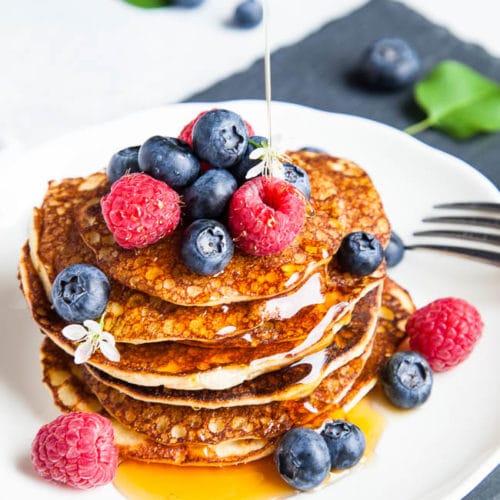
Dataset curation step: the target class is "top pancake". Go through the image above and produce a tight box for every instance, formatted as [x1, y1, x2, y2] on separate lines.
[74, 151, 390, 306]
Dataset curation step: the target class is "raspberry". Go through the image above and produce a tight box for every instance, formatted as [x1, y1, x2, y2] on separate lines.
[31, 412, 118, 490]
[406, 297, 483, 372]
[178, 110, 255, 147]
[228, 176, 306, 256]
[101, 173, 180, 249]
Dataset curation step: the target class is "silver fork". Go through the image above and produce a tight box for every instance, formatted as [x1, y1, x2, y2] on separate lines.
[406, 202, 500, 266]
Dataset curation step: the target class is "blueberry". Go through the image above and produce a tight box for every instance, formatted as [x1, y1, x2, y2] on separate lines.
[231, 136, 268, 185]
[51, 264, 110, 323]
[337, 231, 384, 276]
[138, 136, 200, 190]
[107, 146, 141, 184]
[385, 231, 405, 268]
[380, 351, 433, 409]
[299, 146, 327, 154]
[181, 219, 234, 275]
[192, 109, 248, 169]
[320, 420, 366, 470]
[173, 0, 204, 7]
[358, 37, 420, 90]
[234, 0, 263, 28]
[274, 427, 331, 491]
[283, 163, 311, 200]
[183, 169, 237, 221]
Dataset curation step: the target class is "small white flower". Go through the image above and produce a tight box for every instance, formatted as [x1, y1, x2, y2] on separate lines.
[62, 318, 120, 364]
[246, 144, 286, 180]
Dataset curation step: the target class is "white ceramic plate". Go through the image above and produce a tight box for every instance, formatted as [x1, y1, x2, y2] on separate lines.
[1, 101, 499, 500]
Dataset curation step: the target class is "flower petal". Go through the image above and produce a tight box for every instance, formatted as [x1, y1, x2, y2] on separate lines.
[100, 331, 116, 346]
[99, 337, 120, 362]
[83, 319, 101, 333]
[74, 340, 94, 364]
[245, 162, 264, 179]
[62, 324, 88, 342]
[249, 147, 265, 160]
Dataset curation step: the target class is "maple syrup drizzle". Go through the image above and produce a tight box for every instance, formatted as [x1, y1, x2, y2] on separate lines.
[113, 397, 385, 500]
[264, 0, 272, 149]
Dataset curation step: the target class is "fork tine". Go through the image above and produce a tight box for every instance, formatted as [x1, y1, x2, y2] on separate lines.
[422, 216, 500, 229]
[405, 244, 500, 266]
[434, 202, 500, 212]
[413, 229, 500, 246]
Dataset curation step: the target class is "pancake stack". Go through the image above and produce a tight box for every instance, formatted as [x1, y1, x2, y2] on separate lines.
[19, 150, 414, 466]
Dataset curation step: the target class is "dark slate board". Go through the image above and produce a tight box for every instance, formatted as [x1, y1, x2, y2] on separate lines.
[185, 1, 500, 498]
[185, 0, 500, 190]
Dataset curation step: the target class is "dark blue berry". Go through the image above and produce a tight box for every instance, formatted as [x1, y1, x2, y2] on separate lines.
[234, 0, 263, 28]
[107, 146, 141, 184]
[358, 37, 420, 90]
[231, 136, 268, 185]
[320, 420, 366, 470]
[192, 109, 248, 169]
[337, 231, 384, 276]
[173, 0, 204, 7]
[299, 146, 327, 154]
[385, 231, 405, 268]
[274, 427, 331, 491]
[380, 351, 433, 409]
[183, 169, 237, 220]
[283, 163, 311, 200]
[180, 219, 234, 275]
[138, 136, 200, 190]
[51, 264, 110, 323]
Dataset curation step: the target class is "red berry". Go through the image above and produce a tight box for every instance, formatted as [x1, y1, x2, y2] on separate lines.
[228, 176, 306, 256]
[178, 109, 255, 147]
[101, 173, 180, 249]
[406, 297, 483, 372]
[31, 412, 118, 490]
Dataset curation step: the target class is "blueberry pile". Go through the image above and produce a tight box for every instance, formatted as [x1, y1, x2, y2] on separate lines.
[275, 421, 366, 491]
[106, 108, 310, 275]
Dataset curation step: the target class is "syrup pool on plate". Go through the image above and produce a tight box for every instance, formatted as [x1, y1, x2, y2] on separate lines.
[114, 397, 385, 500]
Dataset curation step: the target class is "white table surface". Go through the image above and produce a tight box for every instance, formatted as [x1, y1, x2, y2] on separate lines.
[0, 1, 499, 499]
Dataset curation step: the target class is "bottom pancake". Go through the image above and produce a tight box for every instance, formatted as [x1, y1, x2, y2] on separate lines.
[39, 337, 276, 466]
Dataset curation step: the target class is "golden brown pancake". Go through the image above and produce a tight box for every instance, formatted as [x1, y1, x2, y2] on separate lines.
[80, 348, 369, 445]
[39, 338, 277, 466]
[82, 284, 380, 408]
[29, 173, 382, 345]
[74, 152, 389, 306]
[20, 242, 381, 390]
[36, 277, 412, 464]
[21, 147, 406, 469]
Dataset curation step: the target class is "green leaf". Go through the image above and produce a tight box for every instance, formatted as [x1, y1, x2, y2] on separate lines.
[122, 0, 171, 8]
[405, 60, 500, 139]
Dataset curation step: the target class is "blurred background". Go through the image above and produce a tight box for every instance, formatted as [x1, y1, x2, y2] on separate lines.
[0, 0, 498, 151]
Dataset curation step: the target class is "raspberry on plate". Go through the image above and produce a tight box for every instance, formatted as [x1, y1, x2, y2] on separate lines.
[406, 297, 484, 372]
[31, 412, 118, 490]
[228, 176, 306, 256]
[101, 173, 180, 249]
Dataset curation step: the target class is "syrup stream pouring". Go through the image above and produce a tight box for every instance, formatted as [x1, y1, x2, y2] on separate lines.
[264, 0, 272, 149]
